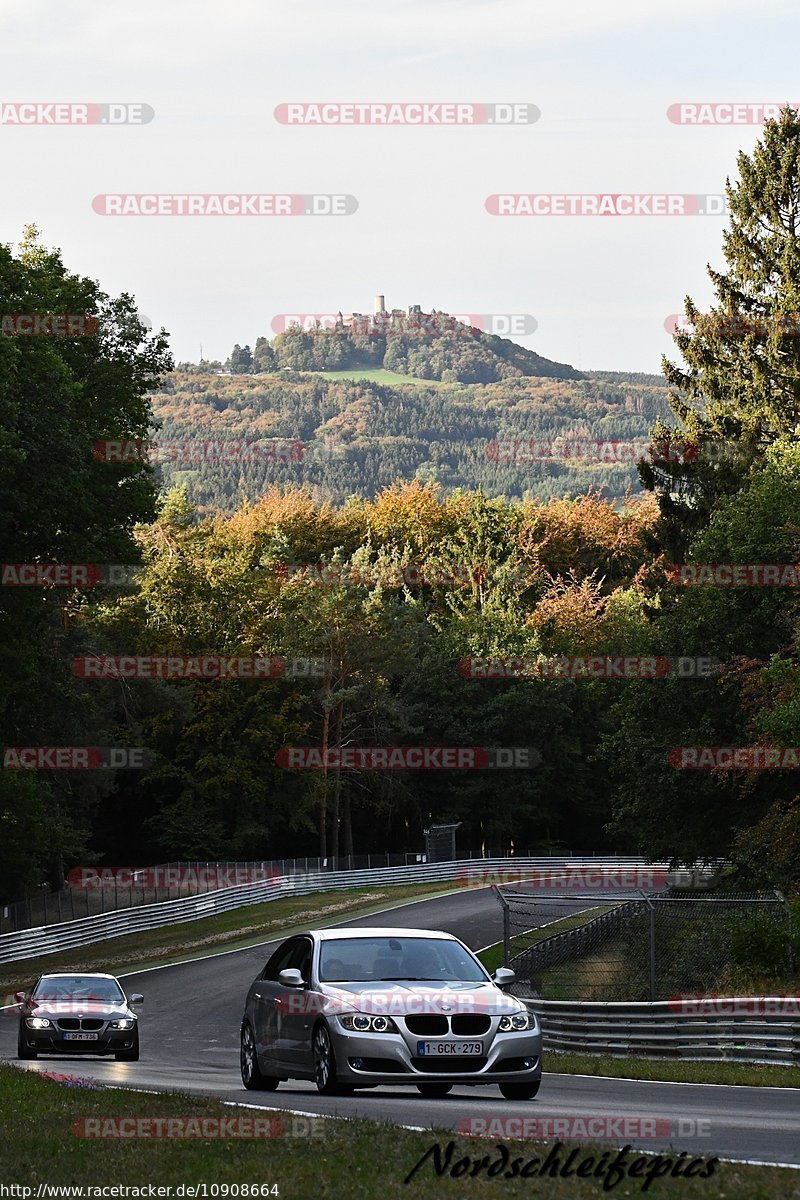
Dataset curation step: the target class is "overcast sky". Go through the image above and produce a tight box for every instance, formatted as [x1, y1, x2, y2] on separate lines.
[1, 0, 797, 372]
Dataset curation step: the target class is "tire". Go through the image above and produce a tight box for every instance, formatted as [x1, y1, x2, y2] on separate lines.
[17, 1028, 36, 1060]
[416, 1082, 453, 1098]
[312, 1022, 352, 1096]
[240, 1022, 280, 1091]
[499, 1080, 540, 1100]
[115, 1030, 140, 1062]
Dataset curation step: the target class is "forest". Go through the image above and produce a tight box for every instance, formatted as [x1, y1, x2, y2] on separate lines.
[3, 109, 800, 904]
[149, 368, 673, 509]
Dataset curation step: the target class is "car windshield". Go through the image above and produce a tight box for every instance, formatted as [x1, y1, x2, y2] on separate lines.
[33, 977, 125, 1004]
[318, 937, 489, 983]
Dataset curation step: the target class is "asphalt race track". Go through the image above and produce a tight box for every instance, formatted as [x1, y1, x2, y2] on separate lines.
[2, 887, 799, 1168]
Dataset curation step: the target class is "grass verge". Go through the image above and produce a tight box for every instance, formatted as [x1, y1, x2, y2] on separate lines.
[0, 881, 459, 997]
[0, 1065, 794, 1196]
[546, 1052, 800, 1089]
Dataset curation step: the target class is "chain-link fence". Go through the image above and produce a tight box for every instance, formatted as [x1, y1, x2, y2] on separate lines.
[495, 888, 793, 1002]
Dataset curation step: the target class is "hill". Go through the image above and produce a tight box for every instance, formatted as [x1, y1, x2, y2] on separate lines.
[149, 368, 672, 511]
[228, 306, 585, 385]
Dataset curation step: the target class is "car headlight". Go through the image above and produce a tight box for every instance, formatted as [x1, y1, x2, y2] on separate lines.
[25, 1017, 51, 1029]
[498, 1010, 536, 1032]
[338, 1013, 398, 1033]
[109, 1019, 135, 1029]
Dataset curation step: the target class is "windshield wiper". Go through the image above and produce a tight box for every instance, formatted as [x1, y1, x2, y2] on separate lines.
[377, 976, 439, 981]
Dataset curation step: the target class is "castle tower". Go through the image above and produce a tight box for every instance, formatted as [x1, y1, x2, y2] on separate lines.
[374, 294, 386, 314]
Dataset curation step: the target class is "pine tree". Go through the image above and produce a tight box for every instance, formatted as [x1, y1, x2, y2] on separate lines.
[643, 105, 800, 552]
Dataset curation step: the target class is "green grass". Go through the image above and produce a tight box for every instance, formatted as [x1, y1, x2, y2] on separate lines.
[302, 367, 446, 387]
[547, 1052, 800, 1089]
[0, 1065, 794, 1195]
[0, 881, 460, 997]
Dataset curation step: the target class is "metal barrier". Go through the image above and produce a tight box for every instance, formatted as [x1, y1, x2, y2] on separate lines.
[0, 857, 669, 966]
[522, 998, 800, 1065]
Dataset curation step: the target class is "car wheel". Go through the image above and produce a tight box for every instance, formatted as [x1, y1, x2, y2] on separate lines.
[312, 1022, 352, 1095]
[240, 1022, 280, 1091]
[115, 1030, 140, 1062]
[499, 1080, 540, 1100]
[17, 1028, 36, 1060]
[416, 1082, 453, 1097]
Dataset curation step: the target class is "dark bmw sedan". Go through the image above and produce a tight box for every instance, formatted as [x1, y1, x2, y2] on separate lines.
[240, 927, 541, 1098]
[16, 972, 142, 1061]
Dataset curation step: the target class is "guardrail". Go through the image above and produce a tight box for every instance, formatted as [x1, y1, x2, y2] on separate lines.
[521, 998, 800, 1065]
[0, 856, 670, 966]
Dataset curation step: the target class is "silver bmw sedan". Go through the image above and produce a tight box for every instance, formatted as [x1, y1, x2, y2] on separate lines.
[239, 927, 541, 1099]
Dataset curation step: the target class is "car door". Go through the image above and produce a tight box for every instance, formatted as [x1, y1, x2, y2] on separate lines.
[252, 939, 299, 1072]
[279, 937, 315, 1074]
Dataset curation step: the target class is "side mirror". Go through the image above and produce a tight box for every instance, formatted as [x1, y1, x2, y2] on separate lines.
[278, 968, 304, 988]
[493, 968, 516, 988]
[129, 993, 144, 1006]
[14, 991, 27, 1004]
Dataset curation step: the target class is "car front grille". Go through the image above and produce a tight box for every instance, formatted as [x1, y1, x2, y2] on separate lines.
[404, 1013, 491, 1036]
[404, 1015, 449, 1036]
[56, 1018, 105, 1031]
[450, 1015, 491, 1035]
[412, 1056, 488, 1073]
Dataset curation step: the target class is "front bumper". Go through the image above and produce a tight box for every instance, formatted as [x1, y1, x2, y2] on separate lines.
[330, 1022, 542, 1085]
[20, 1023, 137, 1055]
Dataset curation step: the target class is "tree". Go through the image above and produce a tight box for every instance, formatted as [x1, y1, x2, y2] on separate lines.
[646, 106, 800, 553]
[0, 227, 172, 898]
[229, 343, 253, 374]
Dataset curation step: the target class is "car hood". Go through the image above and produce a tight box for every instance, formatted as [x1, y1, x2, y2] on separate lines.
[317, 980, 522, 1017]
[23, 1000, 132, 1019]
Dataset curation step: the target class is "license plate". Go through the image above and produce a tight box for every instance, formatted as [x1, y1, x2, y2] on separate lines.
[417, 1041, 482, 1056]
[63, 1032, 99, 1041]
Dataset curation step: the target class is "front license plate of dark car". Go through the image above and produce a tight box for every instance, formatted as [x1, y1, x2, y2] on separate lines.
[417, 1041, 482, 1055]
[63, 1032, 99, 1040]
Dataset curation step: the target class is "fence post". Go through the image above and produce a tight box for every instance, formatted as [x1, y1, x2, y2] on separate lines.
[775, 890, 793, 975]
[648, 899, 657, 1002]
[492, 886, 511, 967]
